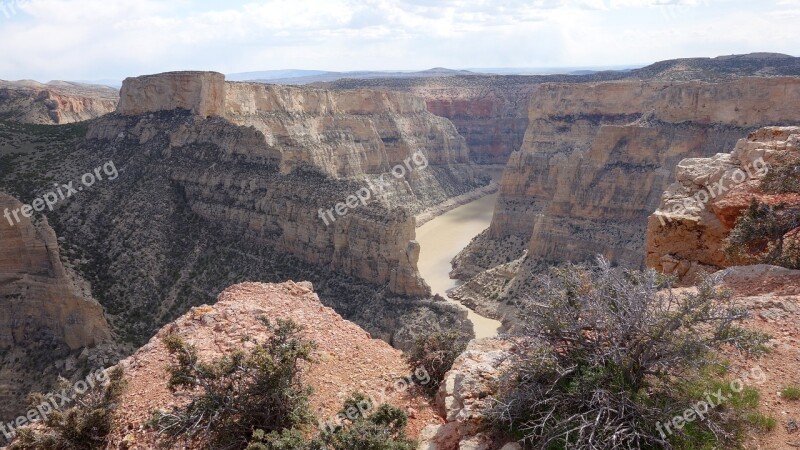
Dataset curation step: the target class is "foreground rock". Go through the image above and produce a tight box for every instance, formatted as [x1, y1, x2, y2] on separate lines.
[0, 80, 118, 124]
[647, 126, 800, 282]
[107, 281, 440, 448]
[425, 267, 800, 450]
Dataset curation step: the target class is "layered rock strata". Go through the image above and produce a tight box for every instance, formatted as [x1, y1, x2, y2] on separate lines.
[0, 72, 476, 362]
[459, 78, 800, 286]
[646, 126, 800, 281]
[324, 53, 800, 166]
[0, 192, 111, 416]
[0, 80, 118, 124]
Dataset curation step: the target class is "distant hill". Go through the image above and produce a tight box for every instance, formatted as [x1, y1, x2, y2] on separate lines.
[231, 67, 477, 85]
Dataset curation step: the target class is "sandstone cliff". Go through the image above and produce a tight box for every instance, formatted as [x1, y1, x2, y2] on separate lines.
[0, 192, 111, 417]
[0, 80, 118, 124]
[106, 281, 440, 448]
[646, 126, 800, 281]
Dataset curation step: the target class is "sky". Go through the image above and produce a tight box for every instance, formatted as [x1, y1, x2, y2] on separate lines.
[0, 0, 799, 82]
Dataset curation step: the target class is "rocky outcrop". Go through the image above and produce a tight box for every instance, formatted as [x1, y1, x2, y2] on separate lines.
[0, 80, 118, 124]
[0, 192, 111, 416]
[418, 338, 518, 450]
[107, 281, 441, 448]
[646, 127, 800, 281]
[118, 71, 225, 117]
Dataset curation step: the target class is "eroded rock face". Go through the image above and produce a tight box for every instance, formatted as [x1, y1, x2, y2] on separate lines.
[100, 72, 485, 298]
[0, 192, 111, 416]
[0, 80, 118, 124]
[118, 71, 225, 117]
[646, 127, 800, 281]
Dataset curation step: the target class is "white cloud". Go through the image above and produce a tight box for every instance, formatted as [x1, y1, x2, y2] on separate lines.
[0, 0, 796, 81]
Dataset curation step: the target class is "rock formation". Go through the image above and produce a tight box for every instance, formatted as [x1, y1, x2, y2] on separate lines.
[646, 126, 800, 281]
[0, 192, 111, 417]
[118, 71, 224, 118]
[106, 281, 441, 448]
[0, 80, 118, 124]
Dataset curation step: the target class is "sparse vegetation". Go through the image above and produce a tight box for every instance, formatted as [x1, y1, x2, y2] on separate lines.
[489, 257, 769, 450]
[781, 385, 800, 401]
[152, 319, 418, 450]
[404, 330, 469, 396]
[724, 199, 800, 269]
[150, 318, 316, 449]
[9, 367, 126, 450]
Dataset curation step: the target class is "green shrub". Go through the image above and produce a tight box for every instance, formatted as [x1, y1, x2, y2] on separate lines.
[316, 394, 416, 450]
[9, 367, 126, 450]
[151, 318, 316, 449]
[404, 330, 468, 396]
[489, 257, 768, 450]
[725, 199, 800, 269]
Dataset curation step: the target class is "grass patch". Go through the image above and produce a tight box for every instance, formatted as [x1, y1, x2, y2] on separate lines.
[781, 385, 800, 401]
[745, 413, 777, 432]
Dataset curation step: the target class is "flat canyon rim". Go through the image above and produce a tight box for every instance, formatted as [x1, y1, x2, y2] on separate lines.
[415, 171, 503, 339]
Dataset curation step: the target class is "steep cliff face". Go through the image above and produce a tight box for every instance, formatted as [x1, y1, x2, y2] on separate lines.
[0, 192, 111, 416]
[0, 80, 118, 124]
[325, 77, 540, 165]
[107, 281, 440, 448]
[646, 127, 800, 281]
[118, 71, 225, 117]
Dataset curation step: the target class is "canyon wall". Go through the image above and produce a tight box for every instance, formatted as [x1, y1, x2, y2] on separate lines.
[118, 71, 225, 118]
[447, 77, 800, 322]
[325, 77, 542, 165]
[487, 78, 800, 268]
[0, 80, 118, 124]
[646, 126, 800, 281]
[0, 192, 111, 416]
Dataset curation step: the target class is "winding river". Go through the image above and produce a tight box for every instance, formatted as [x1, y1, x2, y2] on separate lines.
[415, 178, 504, 339]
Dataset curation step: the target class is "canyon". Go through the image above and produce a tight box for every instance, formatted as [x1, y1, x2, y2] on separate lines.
[1, 54, 800, 446]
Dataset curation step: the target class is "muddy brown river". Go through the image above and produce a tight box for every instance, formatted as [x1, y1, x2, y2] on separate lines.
[415, 182, 503, 339]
